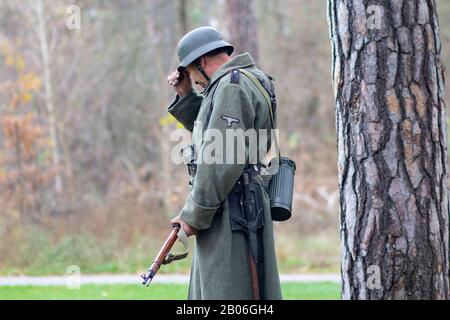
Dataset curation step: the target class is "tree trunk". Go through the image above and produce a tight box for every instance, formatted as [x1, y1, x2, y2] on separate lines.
[147, 1, 179, 216]
[225, 0, 259, 61]
[328, 0, 449, 299]
[178, 0, 189, 38]
[35, 0, 63, 194]
[14, 123, 25, 219]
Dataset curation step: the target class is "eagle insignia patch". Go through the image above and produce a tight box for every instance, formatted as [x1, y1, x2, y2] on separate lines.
[221, 115, 240, 127]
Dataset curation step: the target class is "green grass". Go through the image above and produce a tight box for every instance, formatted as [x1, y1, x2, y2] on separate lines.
[0, 282, 340, 300]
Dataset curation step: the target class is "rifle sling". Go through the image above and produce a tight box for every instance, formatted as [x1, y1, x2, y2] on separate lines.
[162, 228, 190, 265]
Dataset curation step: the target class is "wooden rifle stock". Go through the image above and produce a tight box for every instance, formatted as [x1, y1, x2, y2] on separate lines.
[141, 223, 181, 286]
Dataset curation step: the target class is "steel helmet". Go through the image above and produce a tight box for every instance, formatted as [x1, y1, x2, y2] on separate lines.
[177, 26, 234, 70]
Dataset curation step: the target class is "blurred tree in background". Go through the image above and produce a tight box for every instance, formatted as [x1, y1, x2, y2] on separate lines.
[226, 0, 259, 60]
[0, 0, 448, 276]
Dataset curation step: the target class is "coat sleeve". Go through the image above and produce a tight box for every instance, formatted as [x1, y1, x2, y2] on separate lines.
[168, 89, 203, 132]
[179, 80, 256, 230]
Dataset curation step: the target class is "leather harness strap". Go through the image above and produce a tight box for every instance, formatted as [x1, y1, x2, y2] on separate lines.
[238, 68, 281, 160]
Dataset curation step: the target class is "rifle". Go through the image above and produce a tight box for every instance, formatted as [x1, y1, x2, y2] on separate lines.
[141, 222, 189, 286]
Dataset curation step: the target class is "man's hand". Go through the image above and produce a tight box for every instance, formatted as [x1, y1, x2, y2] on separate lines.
[167, 69, 192, 97]
[171, 215, 198, 237]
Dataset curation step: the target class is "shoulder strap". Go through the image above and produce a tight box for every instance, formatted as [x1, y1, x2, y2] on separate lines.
[230, 68, 240, 84]
[239, 68, 281, 159]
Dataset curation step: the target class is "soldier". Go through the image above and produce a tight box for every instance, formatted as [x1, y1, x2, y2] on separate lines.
[167, 26, 282, 300]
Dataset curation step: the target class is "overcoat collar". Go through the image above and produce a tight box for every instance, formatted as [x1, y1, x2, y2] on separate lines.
[201, 53, 256, 95]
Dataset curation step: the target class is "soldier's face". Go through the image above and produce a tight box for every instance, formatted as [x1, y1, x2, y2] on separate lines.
[186, 59, 208, 88]
[186, 66, 207, 88]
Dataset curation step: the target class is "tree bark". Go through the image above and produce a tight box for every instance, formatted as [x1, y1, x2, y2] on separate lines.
[328, 0, 449, 299]
[225, 0, 259, 61]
